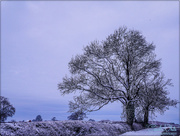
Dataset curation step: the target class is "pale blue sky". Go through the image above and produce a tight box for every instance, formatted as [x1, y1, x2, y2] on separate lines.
[1, 1, 179, 123]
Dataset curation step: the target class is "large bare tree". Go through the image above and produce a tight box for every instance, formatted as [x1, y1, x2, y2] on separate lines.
[58, 27, 161, 126]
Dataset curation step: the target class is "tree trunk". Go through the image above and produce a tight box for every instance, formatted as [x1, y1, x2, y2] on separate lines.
[143, 107, 149, 126]
[126, 101, 135, 128]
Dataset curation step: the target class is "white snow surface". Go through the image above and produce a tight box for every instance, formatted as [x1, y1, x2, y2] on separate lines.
[120, 127, 165, 136]
[1, 120, 178, 136]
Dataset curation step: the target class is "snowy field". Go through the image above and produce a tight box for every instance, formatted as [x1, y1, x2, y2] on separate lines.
[0, 120, 143, 136]
[121, 124, 179, 136]
[0, 120, 179, 136]
[120, 127, 164, 136]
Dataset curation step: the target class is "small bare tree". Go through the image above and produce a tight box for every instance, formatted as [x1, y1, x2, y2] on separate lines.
[51, 117, 57, 121]
[67, 110, 87, 120]
[0, 96, 15, 122]
[35, 115, 43, 121]
[137, 73, 177, 125]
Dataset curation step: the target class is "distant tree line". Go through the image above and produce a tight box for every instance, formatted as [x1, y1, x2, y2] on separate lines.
[0, 96, 60, 123]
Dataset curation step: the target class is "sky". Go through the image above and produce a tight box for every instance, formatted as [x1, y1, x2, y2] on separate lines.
[1, 1, 179, 124]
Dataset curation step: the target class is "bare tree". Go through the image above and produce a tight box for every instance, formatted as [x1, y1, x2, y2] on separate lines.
[137, 73, 177, 125]
[67, 110, 87, 120]
[35, 115, 43, 121]
[51, 117, 57, 121]
[0, 96, 15, 122]
[58, 27, 160, 126]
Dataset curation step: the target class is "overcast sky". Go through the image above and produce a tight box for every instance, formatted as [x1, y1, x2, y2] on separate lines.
[1, 1, 179, 123]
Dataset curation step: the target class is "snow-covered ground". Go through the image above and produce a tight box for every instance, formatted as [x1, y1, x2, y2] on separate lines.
[120, 125, 179, 136]
[0, 120, 144, 136]
[1, 120, 178, 136]
[120, 127, 165, 136]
